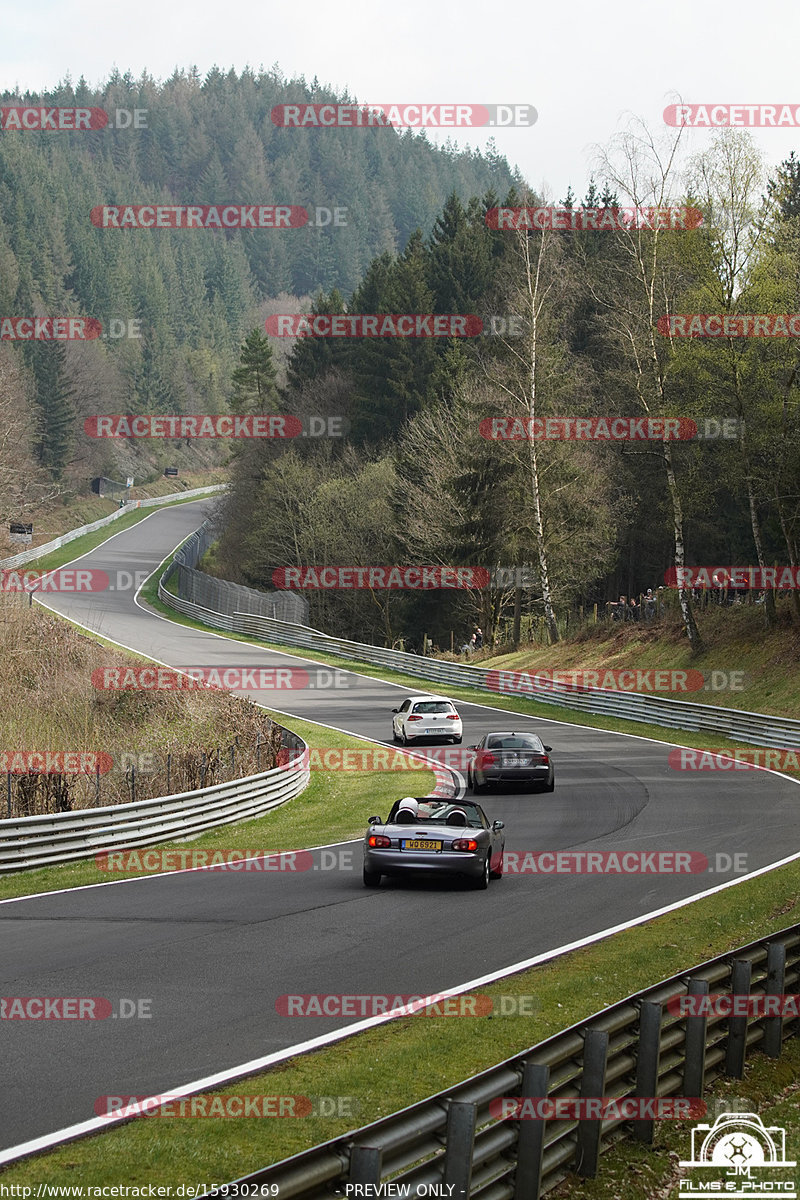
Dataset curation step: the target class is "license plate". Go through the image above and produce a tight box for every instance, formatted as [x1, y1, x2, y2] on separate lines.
[504, 757, 524, 767]
[403, 839, 442, 851]
[426, 728, 448, 734]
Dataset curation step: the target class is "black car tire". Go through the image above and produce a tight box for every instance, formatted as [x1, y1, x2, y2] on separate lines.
[471, 776, 488, 793]
[363, 866, 382, 888]
[543, 778, 555, 792]
[473, 854, 491, 889]
[451, 736, 462, 744]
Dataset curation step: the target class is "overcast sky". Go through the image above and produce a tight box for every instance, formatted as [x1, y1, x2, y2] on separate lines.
[2, 0, 800, 200]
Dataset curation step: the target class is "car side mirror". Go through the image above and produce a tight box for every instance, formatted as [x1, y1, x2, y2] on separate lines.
[468, 744, 478, 751]
[492, 820, 505, 831]
[543, 745, 552, 752]
[391, 708, 398, 714]
[368, 815, 381, 825]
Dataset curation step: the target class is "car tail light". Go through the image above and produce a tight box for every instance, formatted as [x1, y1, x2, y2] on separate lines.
[446, 713, 459, 720]
[531, 754, 550, 765]
[452, 839, 478, 852]
[478, 752, 496, 768]
[408, 715, 423, 721]
[368, 835, 391, 848]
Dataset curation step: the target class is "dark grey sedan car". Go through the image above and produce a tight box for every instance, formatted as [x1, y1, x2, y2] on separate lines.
[467, 731, 554, 793]
[363, 798, 505, 890]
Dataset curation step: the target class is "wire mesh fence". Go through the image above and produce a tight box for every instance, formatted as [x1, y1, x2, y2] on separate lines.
[1, 722, 290, 819]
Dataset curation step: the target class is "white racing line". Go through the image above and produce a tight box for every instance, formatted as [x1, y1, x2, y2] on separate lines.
[4, 520, 799, 1165]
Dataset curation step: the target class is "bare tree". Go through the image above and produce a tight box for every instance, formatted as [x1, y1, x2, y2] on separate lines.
[594, 120, 703, 653]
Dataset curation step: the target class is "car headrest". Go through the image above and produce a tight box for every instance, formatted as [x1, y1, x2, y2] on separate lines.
[395, 809, 417, 824]
[446, 810, 468, 827]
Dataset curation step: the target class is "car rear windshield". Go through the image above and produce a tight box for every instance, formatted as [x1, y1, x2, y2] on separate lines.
[412, 701, 454, 714]
[487, 736, 542, 749]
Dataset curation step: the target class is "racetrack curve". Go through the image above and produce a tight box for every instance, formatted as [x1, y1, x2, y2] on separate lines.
[2, 500, 799, 1156]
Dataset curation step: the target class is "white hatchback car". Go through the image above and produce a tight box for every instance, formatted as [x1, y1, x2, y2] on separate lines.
[391, 695, 463, 745]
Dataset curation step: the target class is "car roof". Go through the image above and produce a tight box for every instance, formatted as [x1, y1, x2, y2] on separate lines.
[484, 730, 543, 738]
[404, 694, 455, 703]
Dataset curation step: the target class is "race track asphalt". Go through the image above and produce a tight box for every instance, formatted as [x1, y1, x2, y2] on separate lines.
[2, 500, 798, 1155]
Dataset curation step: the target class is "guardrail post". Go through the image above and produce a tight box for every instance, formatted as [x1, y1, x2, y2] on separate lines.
[633, 1001, 663, 1143]
[514, 1062, 549, 1200]
[763, 942, 787, 1058]
[349, 1145, 382, 1186]
[683, 978, 709, 1097]
[725, 959, 751, 1078]
[442, 1100, 476, 1199]
[6, 772, 10, 818]
[576, 1028, 608, 1178]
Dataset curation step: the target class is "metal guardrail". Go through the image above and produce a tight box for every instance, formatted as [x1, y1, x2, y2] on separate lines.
[0, 484, 225, 570]
[0, 740, 309, 872]
[214, 923, 800, 1198]
[157, 571, 800, 751]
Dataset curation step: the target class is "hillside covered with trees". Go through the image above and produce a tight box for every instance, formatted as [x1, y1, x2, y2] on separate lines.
[0, 66, 518, 504]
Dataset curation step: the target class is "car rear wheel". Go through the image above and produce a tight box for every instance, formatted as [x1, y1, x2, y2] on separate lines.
[363, 866, 382, 888]
[451, 736, 462, 744]
[489, 851, 503, 879]
[473, 854, 491, 889]
[543, 778, 555, 793]
[471, 776, 488, 794]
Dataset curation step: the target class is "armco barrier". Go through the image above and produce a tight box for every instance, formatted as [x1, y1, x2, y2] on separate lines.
[0, 738, 308, 872]
[157, 555, 800, 752]
[212, 924, 800, 1198]
[0, 484, 225, 570]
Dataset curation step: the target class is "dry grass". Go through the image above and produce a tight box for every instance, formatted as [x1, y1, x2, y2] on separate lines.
[0, 594, 281, 816]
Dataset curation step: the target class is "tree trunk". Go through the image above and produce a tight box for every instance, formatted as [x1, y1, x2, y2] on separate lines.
[663, 441, 703, 653]
[512, 585, 522, 647]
